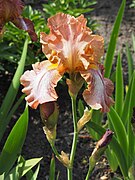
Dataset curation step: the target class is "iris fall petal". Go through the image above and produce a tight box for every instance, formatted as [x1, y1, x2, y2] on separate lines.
[20, 61, 62, 109]
[81, 68, 114, 112]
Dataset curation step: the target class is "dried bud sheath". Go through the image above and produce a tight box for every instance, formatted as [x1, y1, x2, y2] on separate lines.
[77, 108, 92, 132]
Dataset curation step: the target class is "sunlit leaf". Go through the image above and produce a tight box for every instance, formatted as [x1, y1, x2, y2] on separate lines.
[108, 107, 128, 157]
[49, 155, 55, 180]
[0, 106, 28, 175]
[126, 44, 134, 83]
[0, 38, 28, 141]
[104, 0, 126, 78]
[115, 53, 124, 116]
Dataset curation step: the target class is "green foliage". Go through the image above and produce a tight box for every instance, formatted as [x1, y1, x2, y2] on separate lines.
[86, 38, 135, 179]
[126, 44, 134, 83]
[0, 6, 47, 70]
[49, 155, 55, 180]
[0, 38, 28, 141]
[104, 0, 126, 78]
[6, 156, 42, 179]
[80, 0, 135, 178]
[86, 121, 128, 178]
[132, 33, 135, 52]
[129, 0, 135, 8]
[43, 0, 98, 30]
[115, 54, 124, 116]
[0, 35, 42, 179]
[0, 106, 28, 175]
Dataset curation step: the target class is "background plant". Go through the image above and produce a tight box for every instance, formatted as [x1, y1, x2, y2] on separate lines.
[79, 0, 135, 178]
[43, 0, 98, 31]
[0, 6, 47, 72]
[0, 37, 42, 179]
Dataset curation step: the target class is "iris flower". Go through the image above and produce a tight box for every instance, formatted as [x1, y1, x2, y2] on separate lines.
[0, 0, 37, 41]
[20, 13, 114, 112]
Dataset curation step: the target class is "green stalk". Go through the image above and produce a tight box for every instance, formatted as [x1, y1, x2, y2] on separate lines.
[67, 95, 78, 180]
[50, 143, 61, 160]
[85, 160, 93, 180]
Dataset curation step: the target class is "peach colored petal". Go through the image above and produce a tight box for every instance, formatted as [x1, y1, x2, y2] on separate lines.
[40, 13, 104, 73]
[20, 60, 62, 109]
[81, 68, 114, 112]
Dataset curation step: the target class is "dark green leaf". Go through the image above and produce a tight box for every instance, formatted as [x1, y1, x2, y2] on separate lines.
[126, 44, 134, 83]
[115, 53, 124, 116]
[0, 106, 28, 175]
[0, 37, 28, 141]
[49, 155, 55, 180]
[104, 0, 126, 78]
[108, 107, 128, 157]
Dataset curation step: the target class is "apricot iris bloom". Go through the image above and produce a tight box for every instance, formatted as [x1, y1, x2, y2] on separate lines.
[0, 0, 37, 41]
[20, 13, 114, 112]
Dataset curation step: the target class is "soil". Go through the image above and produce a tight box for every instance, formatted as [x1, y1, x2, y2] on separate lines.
[0, 0, 135, 180]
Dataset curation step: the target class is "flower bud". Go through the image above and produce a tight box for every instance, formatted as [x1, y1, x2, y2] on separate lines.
[40, 102, 59, 130]
[77, 108, 92, 132]
[88, 129, 113, 176]
[40, 102, 59, 144]
[57, 151, 71, 168]
[94, 129, 114, 150]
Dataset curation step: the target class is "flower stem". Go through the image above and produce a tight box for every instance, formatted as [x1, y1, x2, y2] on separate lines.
[67, 95, 78, 180]
[50, 143, 61, 159]
[85, 161, 93, 180]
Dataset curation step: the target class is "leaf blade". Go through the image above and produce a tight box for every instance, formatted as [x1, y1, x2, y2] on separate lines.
[0, 106, 29, 175]
[108, 107, 128, 157]
[115, 53, 124, 116]
[104, 0, 126, 78]
[0, 37, 28, 141]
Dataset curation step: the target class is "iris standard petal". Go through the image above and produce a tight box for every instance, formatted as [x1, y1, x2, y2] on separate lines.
[81, 68, 114, 112]
[40, 13, 104, 72]
[20, 61, 62, 109]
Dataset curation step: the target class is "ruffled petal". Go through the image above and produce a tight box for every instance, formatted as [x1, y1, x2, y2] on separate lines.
[81, 68, 114, 112]
[40, 13, 104, 72]
[20, 61, 62, 109]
